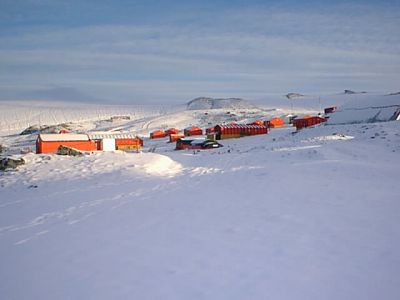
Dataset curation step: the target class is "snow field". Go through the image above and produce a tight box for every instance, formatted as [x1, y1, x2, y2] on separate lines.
[1, 118, 399, 299]
[0, 95, 400, 299]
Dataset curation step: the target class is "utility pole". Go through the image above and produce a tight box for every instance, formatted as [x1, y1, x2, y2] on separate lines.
[291, 99, 294, 115]
[318, 96, 322, 115]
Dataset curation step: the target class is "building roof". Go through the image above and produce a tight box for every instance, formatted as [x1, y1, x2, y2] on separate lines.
[216, 124, 267, 129]
[39, 134, 89, 142]
[184, 126, 202, 130]
[88, 132, 139, 140]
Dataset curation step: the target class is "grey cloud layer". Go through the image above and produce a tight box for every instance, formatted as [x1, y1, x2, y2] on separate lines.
[0, 5, 399, 103]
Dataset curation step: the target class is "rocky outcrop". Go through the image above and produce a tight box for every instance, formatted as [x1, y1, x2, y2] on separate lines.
[57, 145, 84, 156]
[0, 157, 25, 171]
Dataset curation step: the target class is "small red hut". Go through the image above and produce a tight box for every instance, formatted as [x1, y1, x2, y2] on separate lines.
[324, 106, 337, 114]
[269, 117, 285, 128]
[150, 130, 167, 139]
[165, 128, 180, 135]
[184, 126, 203, 136]
[169, 134, 185, 143]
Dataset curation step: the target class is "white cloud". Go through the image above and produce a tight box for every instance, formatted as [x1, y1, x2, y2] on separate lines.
[0, 4, 399, 103]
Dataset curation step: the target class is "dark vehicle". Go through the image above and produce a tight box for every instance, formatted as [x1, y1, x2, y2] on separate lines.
[175, 139, 222, 150]
[199, 140, 223, 149]
[175, 138, 194, 150]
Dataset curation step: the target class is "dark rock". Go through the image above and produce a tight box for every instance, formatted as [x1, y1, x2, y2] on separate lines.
[110, 116, 131, 121]
[0, 157, 25, 171]
[57, 145, 83, 156]
[20, 125, 42, 135]
[20, 124, 72, 135]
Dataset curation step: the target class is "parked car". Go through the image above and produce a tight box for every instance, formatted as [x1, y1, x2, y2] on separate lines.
[199, 140, 223, 149]
[175, 139, 223, 150]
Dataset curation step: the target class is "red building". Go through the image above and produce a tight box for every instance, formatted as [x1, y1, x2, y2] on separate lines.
[214, 124, 268, 140]
[293, 116, 327, 130]
[36, 134, 97, 154]
[169, 134, 185, 143]
[150, 130, 167, 139]
[165, 128, 180, 135]
[184, 126, 203, 136]
[324, 106, 337, 114]
[265, 117, 285, 128]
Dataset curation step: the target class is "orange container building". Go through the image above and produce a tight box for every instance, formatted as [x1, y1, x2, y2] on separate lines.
[115, 138, 143, 151]
[184, 126, 203, 136]
[269, 117, 285, 128]
[214, 124, 268, 140]
[293, 116, 327, 130]
[206, 127, 216, 134]
[165, 128, 180, 135]
[150, 130, 167, 139]
[169, 134, 185, 143]
[36, 134, 97, 154]
[88, 133, 143, 151]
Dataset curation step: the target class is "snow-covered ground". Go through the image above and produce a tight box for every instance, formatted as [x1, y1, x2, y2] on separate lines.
[1, 96, 400, 299]
[0, 100, 177, 135]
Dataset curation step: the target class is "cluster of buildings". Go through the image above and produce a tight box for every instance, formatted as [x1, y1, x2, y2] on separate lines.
[35, 110, 334, 154]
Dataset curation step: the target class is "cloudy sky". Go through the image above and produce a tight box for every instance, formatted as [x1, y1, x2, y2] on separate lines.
[0, 0, 399, 104]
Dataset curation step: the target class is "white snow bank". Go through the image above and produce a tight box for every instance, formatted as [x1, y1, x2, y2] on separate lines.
[303, 134, 354, 142]
[139, 153, 183, 177]
[327, 94, 400, 125]
[1, 152, 182, 186]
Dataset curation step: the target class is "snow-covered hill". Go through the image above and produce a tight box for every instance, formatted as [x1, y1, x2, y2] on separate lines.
[186, 97, 255, 110]
[0, 100, 176, 135]
[0, 96, 399, 300]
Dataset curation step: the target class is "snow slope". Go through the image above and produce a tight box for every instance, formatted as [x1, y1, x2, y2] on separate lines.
[0, 100, 176, 135]
[0, 98, 400, 299]
[327, 93, 400, 125]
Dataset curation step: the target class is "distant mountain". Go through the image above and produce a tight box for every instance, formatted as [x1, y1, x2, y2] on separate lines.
[186, 97, 255, 110]
[344, 90, 367, 95]
[285, 93, 304, 99]
[386, 91, 400, 96]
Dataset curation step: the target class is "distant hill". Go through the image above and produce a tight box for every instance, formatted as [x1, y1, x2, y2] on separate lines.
[285, 93, 304, 99]
[344, 90, 367, 95]
[186, 97, 255, 110]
